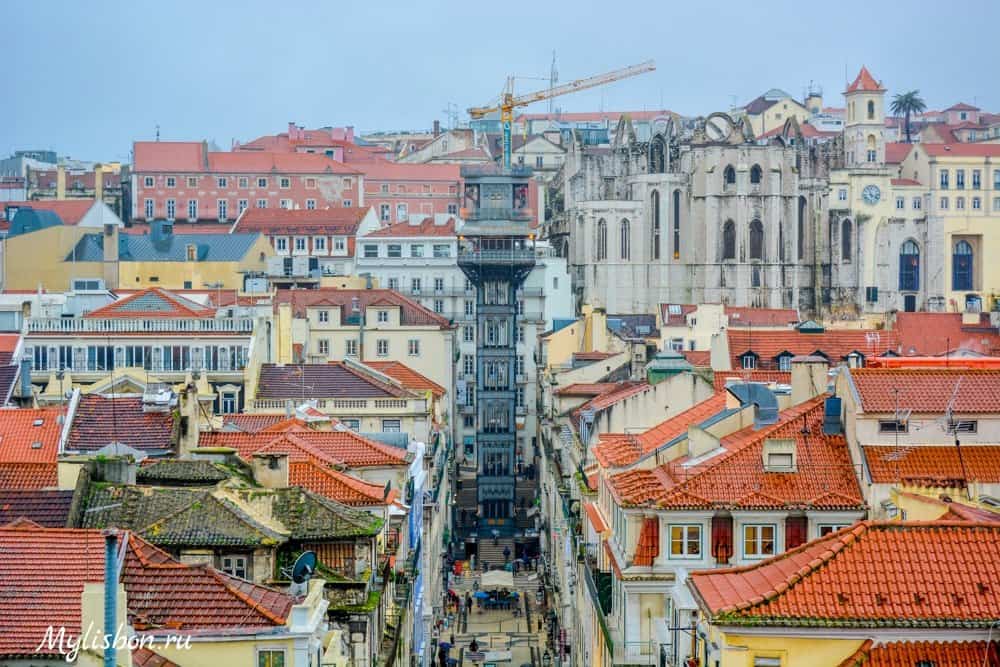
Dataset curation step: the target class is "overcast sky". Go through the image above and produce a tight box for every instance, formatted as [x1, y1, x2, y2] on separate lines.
[5, 0, 997, 163]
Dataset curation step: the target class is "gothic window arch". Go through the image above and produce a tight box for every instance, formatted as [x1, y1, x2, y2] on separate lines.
[724, 165, 736, 186]
[722, 220, 736, 260]
[899, 239, 920, 291]
[953, 240, 974, 291]
[797, 196, 807, 260]
[867, 100, 875, 120]
[620, 219, 630, 260]
[749, 219, 764, 260]
[649, 135, 666, 174]
[778, 221, 785, 262]
[651, 191, 661, 260]
[672, 189, 681, 259]
[867, 135, 877, 162]
[841, 219, 853, 261]
[750, 164, 763, 185]
[596, 219, 607, 260]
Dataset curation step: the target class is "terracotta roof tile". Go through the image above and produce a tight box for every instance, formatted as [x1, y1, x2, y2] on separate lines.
[633, 517, 659, 566]
[201, 428, 409, 469]
[235, 206, 368, 236]
[0, 490, 73, 527]
[0, 199, 95, 224]
[359, 161, 461, 182]
[0, 463, 57, 490]
[132, 647, 182, 667]
[659, 303, 697, 326]
[364, 360, 446, 397]
[884, 142, 913, 164]
[838, 640, 998, 667]
[573, 351, 617, 362]
[727, 328, 898, 369]
[0, 408, 62, 463]
[724, 306, 798, 327]
[845, 66, 884, 93]
[275, 287, 452, 328]
[865, 445, 1000, 485]
[364, 217, 456, 237]
[689, 521, 1000, 628]
[553, 382, 620, 397]
[712, 371, 790, 392]
[921, 143, 1000, 158]
[583, 502, 609, 533]
[255, 362, 412, 400]
[220, 413, 287, 432]
[572, 382, 648, 421]
[67, 395, 176, 453]
[682, 350, 711, 366]
[83, 287, 216, 319]
[894, 312, 1000, 356]
[289, 459, 389, 506]
[848, 368, 1000, 413]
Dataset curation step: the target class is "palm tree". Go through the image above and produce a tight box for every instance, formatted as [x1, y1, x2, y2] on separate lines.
[890, 91, 928, 143]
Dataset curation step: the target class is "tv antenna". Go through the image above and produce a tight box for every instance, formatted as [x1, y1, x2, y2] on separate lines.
[935, 377, 973, 499]
[284, 551, 317, 596]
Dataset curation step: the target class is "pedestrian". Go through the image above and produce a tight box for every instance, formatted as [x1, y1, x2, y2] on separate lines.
[470, 639, 479, 653]
[503, 546, 511, 562]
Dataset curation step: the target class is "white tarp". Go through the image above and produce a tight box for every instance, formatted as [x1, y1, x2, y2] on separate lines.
[481, 570, 514, 589]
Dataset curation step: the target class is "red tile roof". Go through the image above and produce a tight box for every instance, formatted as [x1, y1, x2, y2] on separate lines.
[0, 526, 294, 657]
[289, 459, 390, 506]
[220, 414, 287, 432]
[134, 141, 361, 175]
[593, 393, 729, 468]
[681, 350, 711, 366]
[275, 287, 452, 328]
[633, 517, 660, 566]
[889, 177, 921, 186]
[201, 428, 409, 469]
[364, 361, 446, 397]
[583, 502, 609, 533]
[884, 142, 913, 164]
[659, 303, 697, 326]
[235, 206, 368, 236]
[84, 287, 216, 319]
[894, 492, 1000, 523]
[573, 351, 617, 362]
[724, 306, 798, 328]
[839, 640, 998, 667]
[845, 66, 884, 93]
[359, 161, 461, 182]
[0, 334, 20, 355]
[946, 102, 981, 112]
[865, 445, 1000, 485]
[689, 521, 1000, 628]
[0, 408, 62, 463]
[364, 217, 456, 237]
[712, 370, 790, 392]
[848, 368, 1000, 413]
[727, 328, 898, 369]
[0, 463, 57, 490]
[67, 395, 176, 453]
[0, 199, 96, 224]
[609, 397, 863, 511]
[133, 141, 205, 172]
[256, 362, 412, 400]
[571, 382, 649, 429]
[132, 647, 182, 667]
[894, 312, 1000, 357]
[554, 383, 620, 397]
[921, 143, 1000, 158]
[0, 490, 73, 527]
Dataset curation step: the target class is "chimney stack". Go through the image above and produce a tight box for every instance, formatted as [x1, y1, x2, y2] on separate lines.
[251, 453, 289, 489]
[433, 120, 441, 137]
[94, 163, 104, 203]
[56, 165, 66, 200]
[791, 356, 829, 405]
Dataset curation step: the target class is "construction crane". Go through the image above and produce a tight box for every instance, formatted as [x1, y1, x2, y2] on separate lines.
[468, 60, 656, 169]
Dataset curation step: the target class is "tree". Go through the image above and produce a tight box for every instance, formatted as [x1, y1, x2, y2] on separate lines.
[890, 91, 928, 143]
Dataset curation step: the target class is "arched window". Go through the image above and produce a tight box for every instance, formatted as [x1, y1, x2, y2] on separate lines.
[620, 219, 630, 260]
[722, 220, 736, 260]
[867, 100, 875, 120]
[797, 196, 806, 260]
[866, 135, 877, 162]
[672, 189, 681, 259]
[750, 164, 762, 185]
[596, 219, 607, 260]
[649, 135, 666, 174]
[778, 221, 785, 262]
[899, 240, 920, 291]
[724, 165, 736, 186]
[749, 219, 764, 260]
[650, 191, 661, 260]
[953, 240, 974, 291]
[841, 219, 853, 261]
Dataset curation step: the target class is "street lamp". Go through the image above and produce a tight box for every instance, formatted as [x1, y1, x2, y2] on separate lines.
[542, 650, 551, 667]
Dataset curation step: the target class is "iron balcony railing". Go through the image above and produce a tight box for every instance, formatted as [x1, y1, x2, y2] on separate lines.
[464, 207, 535, 222]
[457, 248, 537, 264]
[28, 317, 255, 334]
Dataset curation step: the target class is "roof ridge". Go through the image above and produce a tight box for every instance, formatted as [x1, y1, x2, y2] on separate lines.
[204, 567, 289, 625]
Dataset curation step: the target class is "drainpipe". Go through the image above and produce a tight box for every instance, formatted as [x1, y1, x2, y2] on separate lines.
[103, 530, 118, 667]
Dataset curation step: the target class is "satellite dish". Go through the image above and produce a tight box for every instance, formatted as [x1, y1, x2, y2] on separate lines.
[291, 551, 317, 584]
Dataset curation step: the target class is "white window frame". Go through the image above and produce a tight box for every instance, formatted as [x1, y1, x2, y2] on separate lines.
[144, 199, 155, 219]
[743, 523, 777, 559]
[408, 339, 420, 356]
[165, 176, 176, 188]
[257, 177, 268, 188]
[217, 176, 227, 188]
[318, 310, 329, 323]
[377, 310, 389, 323]
[317, 339, 329, 355]
[256, 198, 268, 209]
[187, 199, 198, 220]
[143, 176, 154, 188]
[306, 198, 316, 210]
[279, 177, 291, 189]
[165, 199, 176, 220]
[274, 237, 288, 253]
[186, 176, 198, 188]
[256, 648, 286, 667]
[668, 524, 702, 559]
[221, 554, 248, 580]
[313, 236, 327, 253]
[238, 176, 249, 188]
[376, 339, 389, 356]
[346, 339, 358, 356]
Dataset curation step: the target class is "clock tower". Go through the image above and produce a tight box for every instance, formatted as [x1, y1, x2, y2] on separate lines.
[844, 66, 886, 168]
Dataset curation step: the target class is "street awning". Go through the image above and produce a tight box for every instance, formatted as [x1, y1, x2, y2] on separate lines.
[481, 569, 514, 589]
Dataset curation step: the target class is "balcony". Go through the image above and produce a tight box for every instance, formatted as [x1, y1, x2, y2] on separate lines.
[461, 404, 476, 415]
[28, 317, 255, 334]
[464, 207, 535, 223]
[457, 248, 537, 267]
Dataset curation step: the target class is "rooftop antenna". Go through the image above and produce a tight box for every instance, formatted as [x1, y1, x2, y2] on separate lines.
[549, 51, 559, 114]
[155, 125, 160, 142]
[937, 377, 973, 499]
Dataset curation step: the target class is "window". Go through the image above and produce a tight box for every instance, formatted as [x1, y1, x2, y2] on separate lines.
[278, 177, 290, 189]
[956, 169, 965, 189]
[433, 244, 450, 258]
[411, 278, 421, 293]
[187, 199, 198, 220]
[257, 649, 285, 667]
[535, 155, 544, 168]
[433, 299, 444, 313]
[619, 219, 630, 260]
[995, 170, 1000, 190]
[380, 184, 389, 194]
[722, 220, 736, 260]
[596, 219, 607, 260]
[387, 244, 402, 258]
[743, 524, 776, 558]
[749, 219, 764, 260]
[973, 170, 981, 189]
[238, 177, 249, 188]
[222, 555, 248, 580]
[650, 191, 661, 260]
[866, 134, 877, 162]
[377, 310, 389, 323]
[257, 177, 267, 188]
[256, 198, 268, 209]
[973, 197, 981, 210]
[777, 354, 793, 371]
[306, 198, 316, 210]
[940, 197, 949, 210]
[186, 176, 198, 188]
[382, 419, 401, 433]
[837, 188, 847, 201]
[376, 339, 389, 356]
[463, 354, 475, 376]
[841, 219, 852, 261]
[750, 164, 762, 185]
[387, 277, 399, 290]
[342, 199, 352, 207]
[378, 203, 391, 222]
[818, 524, 849, 537]
[953, 240, 974, 291]
[275, 237, 288, 252]
[220, 392, 237, 414]
[317, 339, 329, 355]
[433, 277, 445, 292]
[741, 353, 757, 370]
[238, 199, 248, 215]
[318, 310, 329, 323]
[408, 339, 420, 356]
[447, 203, 458, 215]
[463, 325, 474, 342]
[669, 525, 702, 558]
[913, 196, 922, 210]
[956, 197, 965, 210]
[314, 236, 326, 251]
[345, 339, 358, 356]
[279, 198, 292, 209]
[879, 419, 908, 433]
[396, 203, 408, 221]
[143, 176, 154, 188]
[895, 196, 904, 210]
[334, 237, 346, 252]
[294, 237, 307, 252]
[217, 199, 228, 221]
[363, 244, 378, 258]
[411, 244, 425, 258]
[723, 165, 736, 186]
[464, 300, 474, 316]
[995, 197, 1000, 212]
[165, 176, 176, 188]
[940, 169, 949, 189]
[867, 99, 875, 120]
[752, 658, 781, 667]
[217, 177, 227, 188]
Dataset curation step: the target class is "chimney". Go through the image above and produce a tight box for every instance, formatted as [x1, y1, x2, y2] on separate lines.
[433, 120, 441, 137]
[346, 126, 354, 143]
[791, 356, 829, 404]
[201, 140, 209, 169]
[94, 163, 104, 203]
[252, 453, 289, 489]
[56, 165, 66, 200]
[91, 457, 138, 485]
[102, 220, 119, 289]
[288, 121, 296, 139]
[177, 382, 201, 458]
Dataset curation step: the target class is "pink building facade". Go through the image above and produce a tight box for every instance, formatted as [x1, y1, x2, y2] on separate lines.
[360, 162, 462, 225]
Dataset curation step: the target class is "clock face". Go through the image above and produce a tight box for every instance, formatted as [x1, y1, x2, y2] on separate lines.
[704, 113, 733, 142]
[862, 184, 881, 205]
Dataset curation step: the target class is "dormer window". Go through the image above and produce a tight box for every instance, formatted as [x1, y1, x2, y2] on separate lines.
[775, 352, 794, 371]
[740, 352, 758, 370]
[762, 438, 796, 472]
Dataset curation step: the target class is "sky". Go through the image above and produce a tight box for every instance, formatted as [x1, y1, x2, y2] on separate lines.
[4, 0, 998, 163]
